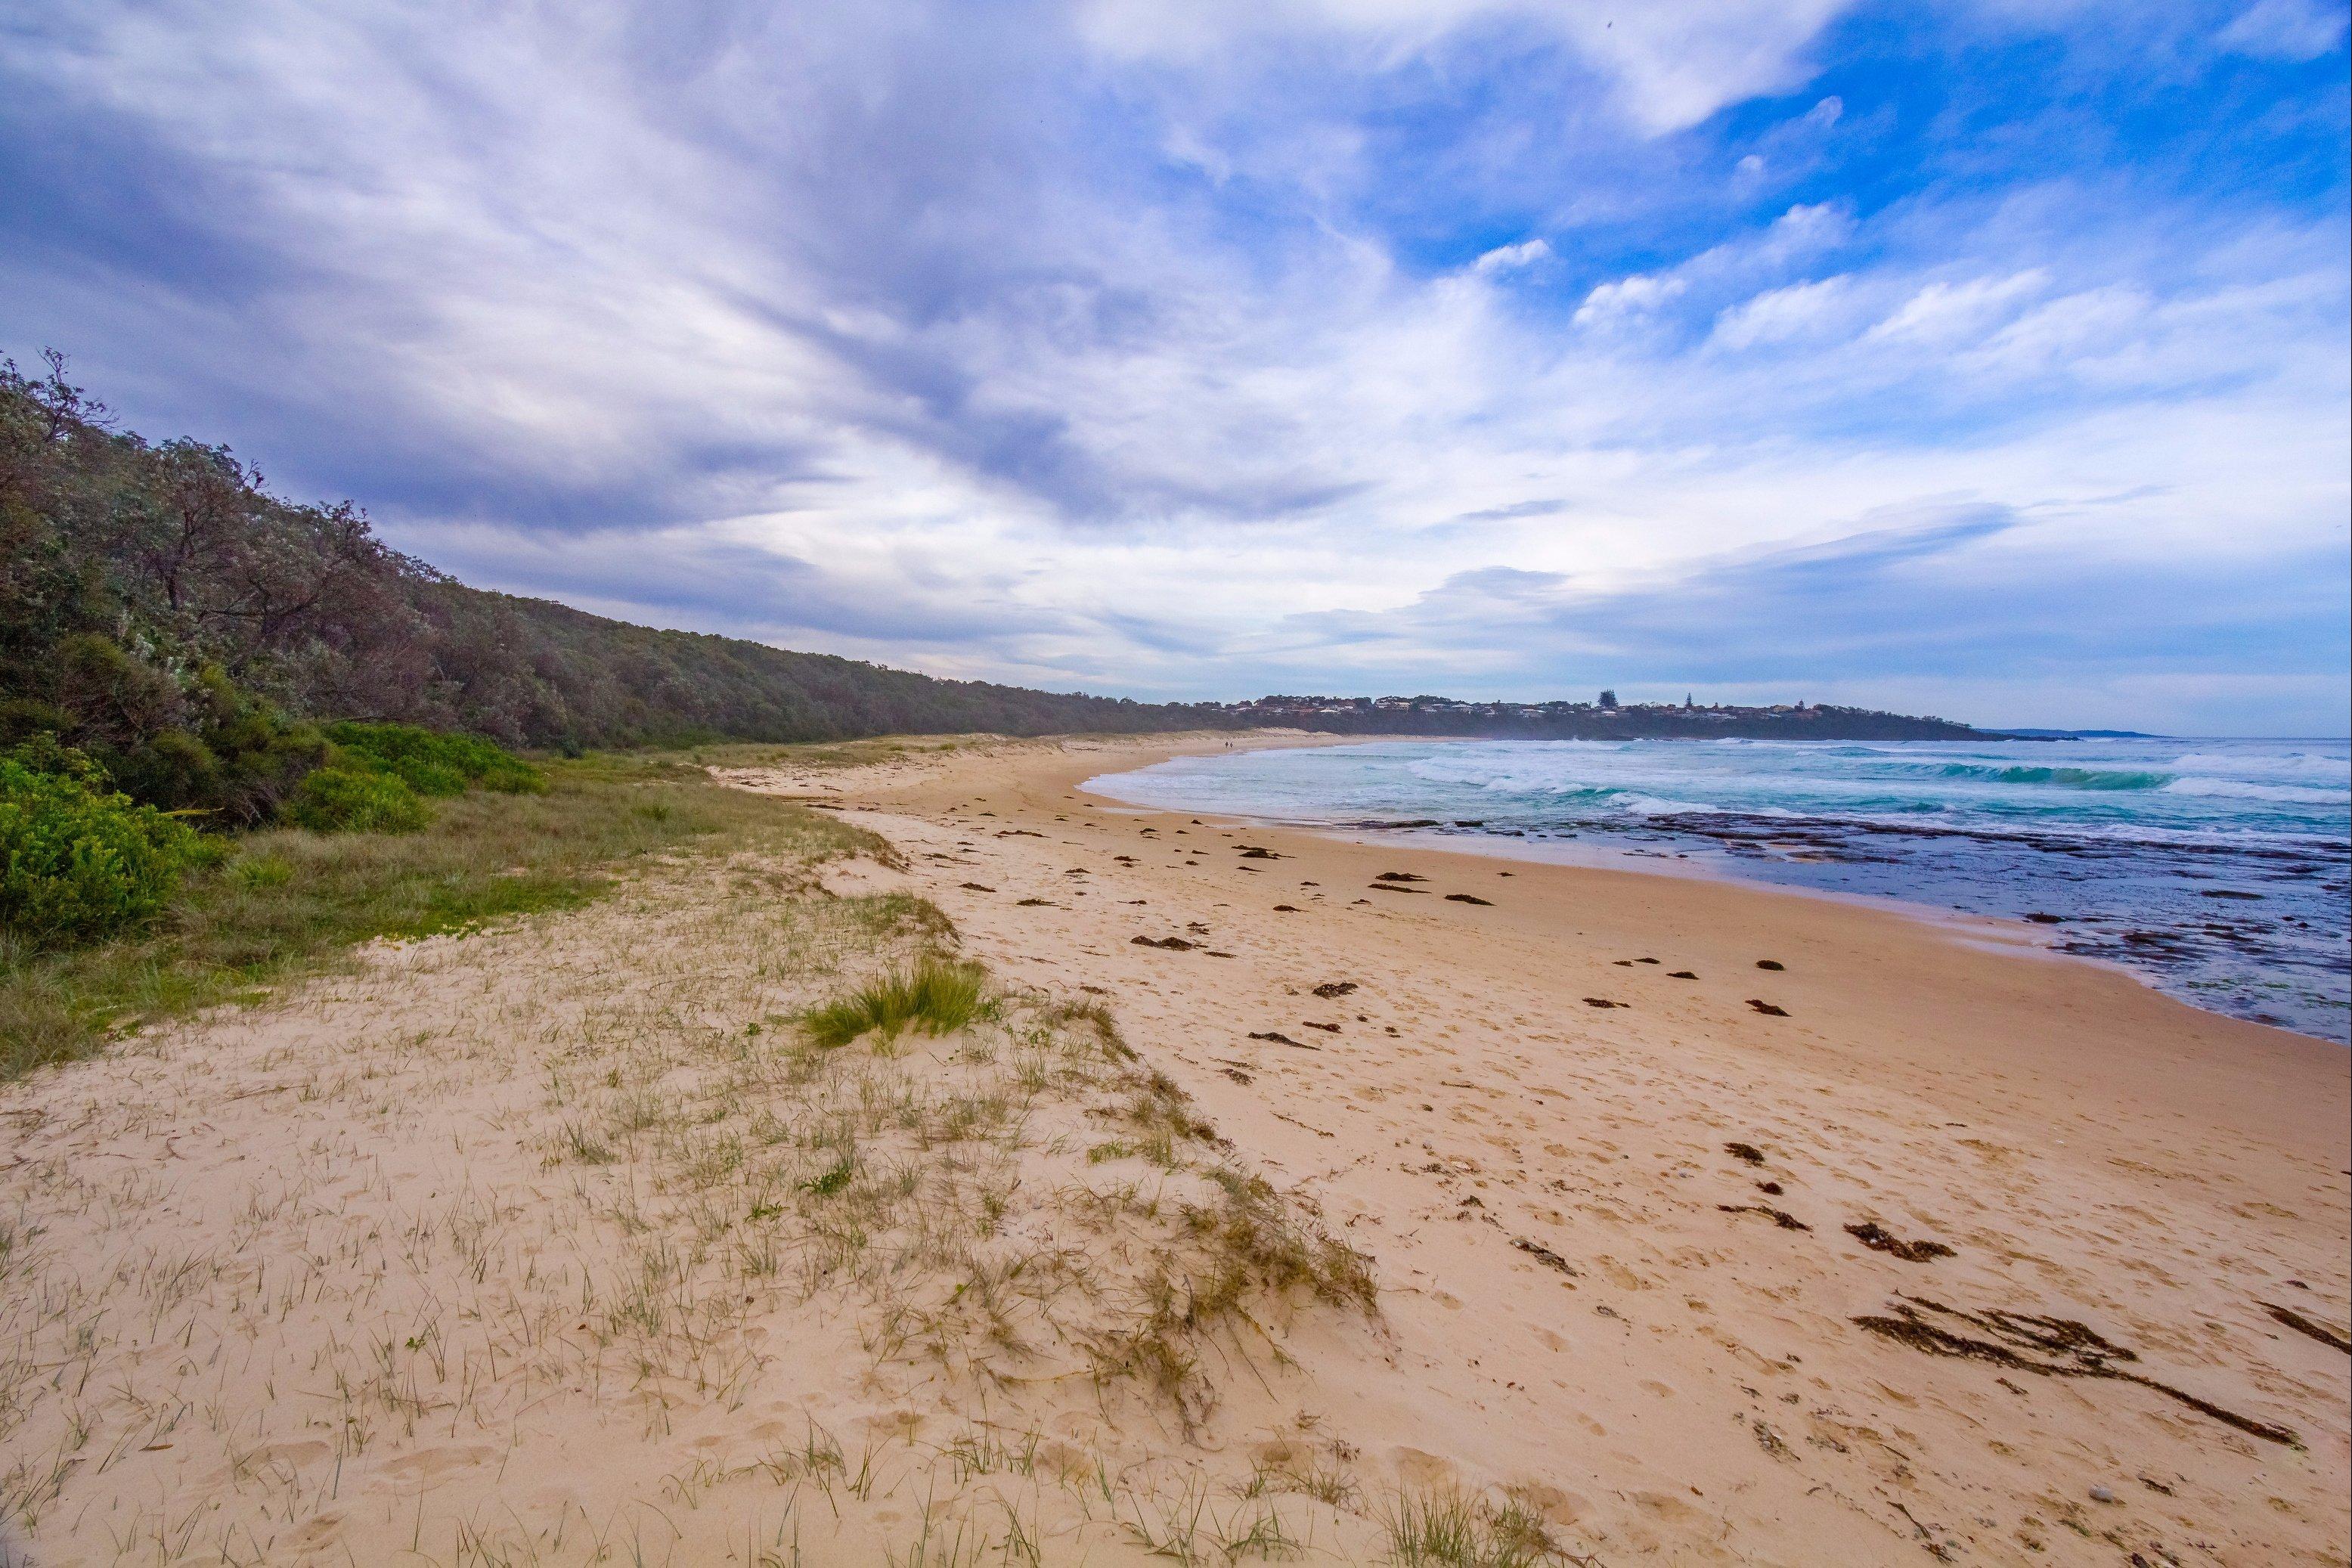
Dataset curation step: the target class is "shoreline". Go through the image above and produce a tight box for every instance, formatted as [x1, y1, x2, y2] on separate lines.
[1078, 732, 2351, 1045]
[720, 727, 2350, 1564]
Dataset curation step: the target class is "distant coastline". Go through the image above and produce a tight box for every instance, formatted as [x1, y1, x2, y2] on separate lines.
[1204, 694, 1985, 742]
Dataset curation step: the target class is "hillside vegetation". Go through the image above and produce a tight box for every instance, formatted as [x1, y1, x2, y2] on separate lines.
[0, 354, 1226, 773]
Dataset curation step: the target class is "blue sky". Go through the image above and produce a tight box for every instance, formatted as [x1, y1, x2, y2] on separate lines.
[4, 0, 2347, 733]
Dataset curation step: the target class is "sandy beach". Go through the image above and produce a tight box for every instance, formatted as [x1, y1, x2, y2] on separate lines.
[2, 730, 2344, 1566]
[728, 731, 2352, 1562]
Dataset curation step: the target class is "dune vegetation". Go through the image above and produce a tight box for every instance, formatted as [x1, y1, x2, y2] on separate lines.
[0, 748, 865, 1081]
[0, 742, 1426, 1566]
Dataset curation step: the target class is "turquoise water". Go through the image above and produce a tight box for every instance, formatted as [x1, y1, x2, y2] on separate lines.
[1086, 737, 2352, 1042]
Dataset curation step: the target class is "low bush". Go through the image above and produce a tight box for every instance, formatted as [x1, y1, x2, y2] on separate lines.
[282, 767, 431, 834]
[90, 664, 329, 828]
[0, 759, 209, 948]
[324, 721, 545, 796]
[5, 733, 110, 789]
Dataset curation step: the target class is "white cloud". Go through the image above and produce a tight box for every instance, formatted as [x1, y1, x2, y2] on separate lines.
[1866, 270, 2047, 345]
[2218, 0, 2350, 59]
[1074, 0, 1853, 133]
[1471, 237, 1552, 275]
[1709, 275, 1855, 349]
[1573, 272, 1687, 327]
[1758, 200, 1853, 259]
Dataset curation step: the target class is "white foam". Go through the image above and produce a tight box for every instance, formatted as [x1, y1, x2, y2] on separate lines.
[2162, 776, 2345, 804]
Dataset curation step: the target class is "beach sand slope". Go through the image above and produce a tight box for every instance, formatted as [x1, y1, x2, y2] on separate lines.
[723, 731, 2352, 1565]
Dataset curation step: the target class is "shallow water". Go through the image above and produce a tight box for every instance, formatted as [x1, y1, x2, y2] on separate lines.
[1086, 736, 2352, 1042]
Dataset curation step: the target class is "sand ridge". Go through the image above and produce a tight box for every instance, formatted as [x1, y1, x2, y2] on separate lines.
[0, 832, 1421, 1566]
[722, 730, 2352, 1565]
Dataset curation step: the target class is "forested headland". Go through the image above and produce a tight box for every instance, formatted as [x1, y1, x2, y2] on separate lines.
[2, 350, 1982, 826]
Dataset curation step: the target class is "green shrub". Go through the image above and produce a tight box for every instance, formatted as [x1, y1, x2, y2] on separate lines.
[0, 760, 209, 947]
[282, 767, 431, 834]
[0, 699, 73, 748]
[5, 733, 110, 789]
[323, 721, 545, 796]
[98, 672, 328, 828]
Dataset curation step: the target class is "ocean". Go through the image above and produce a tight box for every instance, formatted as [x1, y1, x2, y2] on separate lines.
[1086, 736, 2352, 1043]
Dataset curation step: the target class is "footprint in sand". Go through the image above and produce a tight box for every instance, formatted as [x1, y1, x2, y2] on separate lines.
[380, 1443, 504, 1482]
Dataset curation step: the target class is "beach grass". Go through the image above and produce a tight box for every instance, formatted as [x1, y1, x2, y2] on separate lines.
[1381, 1484, 1566, 1568]
[0, 752, 879, 1081]
[799, 959, 990, 1048]
[0, 736, 1442, 1563]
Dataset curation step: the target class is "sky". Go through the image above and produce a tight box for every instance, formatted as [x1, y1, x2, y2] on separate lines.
[3, 0, 2347, 734]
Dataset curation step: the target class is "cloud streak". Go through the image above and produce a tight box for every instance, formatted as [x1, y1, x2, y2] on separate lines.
[2, 0, 2344, 733]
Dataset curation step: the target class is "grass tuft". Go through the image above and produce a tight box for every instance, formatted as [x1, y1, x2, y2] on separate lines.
[801, 959, 989, 1049]
[1381, 1486, 1565, 1567]
[802, 1157, 855, 1197]
[1185, 1168, 1380, 1317]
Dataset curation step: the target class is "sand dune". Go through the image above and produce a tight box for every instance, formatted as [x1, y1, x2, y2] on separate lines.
[2, 731, 2344, 1566]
